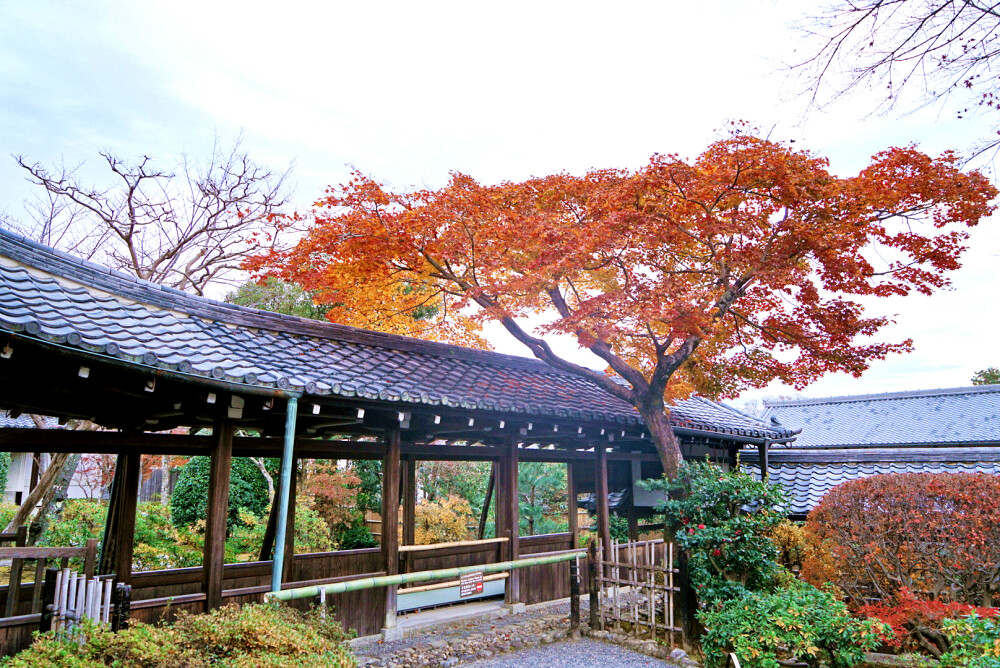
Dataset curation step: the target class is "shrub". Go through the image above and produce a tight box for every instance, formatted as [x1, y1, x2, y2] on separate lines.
[804, 472, 1000, 606]
[0, 603, 355, 667]
[414, 495, 475, 544]
[768, 520, 806, 571]
[0, 452, 10, 498]
[859, 588, 998, 658]
[0, 502, 16, 533]
[647, 460, 788, 603]
[699, 580, 889, 668]
[170, 457, 270, 531]
[330, 517, 378, 550]
[940, 613, 1000, 668]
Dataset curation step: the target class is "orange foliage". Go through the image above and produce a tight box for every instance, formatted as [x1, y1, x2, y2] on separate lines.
[413, 495, 475, 545]
[250, 127, 996, 472]
[305, 462, 360, 529]
[804, 472, 1000, 607]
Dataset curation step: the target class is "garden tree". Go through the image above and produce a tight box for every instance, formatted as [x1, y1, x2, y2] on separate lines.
[170, 456, 270, 532]
[518, 462, 567, 536]
[252, 130, 997, 474]
[796, 1, 1000, 156]
[11, 136, 291, 295]
[227, 277, 332, 321]
[971, 366, 1000, 385]
[3, 138, 291, 526]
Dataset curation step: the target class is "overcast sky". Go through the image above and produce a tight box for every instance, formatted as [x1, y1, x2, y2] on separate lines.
[1, 1, 997, 408]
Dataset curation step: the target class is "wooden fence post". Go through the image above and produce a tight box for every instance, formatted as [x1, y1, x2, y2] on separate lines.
[3, 525, 28, 617]
[111, 583, 131, 632]
[569, 558, 580, 635]
[588, 540, 599, 629]
[38, 567, 58, 633]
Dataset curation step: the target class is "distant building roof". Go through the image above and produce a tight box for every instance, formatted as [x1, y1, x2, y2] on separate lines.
[0, 411, 57, 429]
[762, 385, 1000, 448]
[0, 228, 792, 443]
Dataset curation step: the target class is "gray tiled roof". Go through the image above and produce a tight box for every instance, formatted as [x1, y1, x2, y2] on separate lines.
[746, 457, 1000, 515]
[0, 228, 793, 441]
[0, 411, 58, 429]
[762, 386, 1000, 447]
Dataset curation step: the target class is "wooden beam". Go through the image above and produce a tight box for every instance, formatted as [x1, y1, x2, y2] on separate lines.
[594, 445, 612, 570]
[203, 419, 234, 611]
[381, 426, 401, 633]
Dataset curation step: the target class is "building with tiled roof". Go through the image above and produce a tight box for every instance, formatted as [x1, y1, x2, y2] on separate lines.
[742, 386, 1000, 516]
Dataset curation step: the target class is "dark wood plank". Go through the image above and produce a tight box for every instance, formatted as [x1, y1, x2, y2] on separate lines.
[595, 445, 612, 570]
[203, 419, 234, 611]
[503, 434, 520, 605]
[567, 462, 578, 549]
[114, 453, 141, 585]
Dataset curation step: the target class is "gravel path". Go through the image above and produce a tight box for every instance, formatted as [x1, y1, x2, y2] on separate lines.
[353, 598, 586, 661]
[462, 638, 671, 667]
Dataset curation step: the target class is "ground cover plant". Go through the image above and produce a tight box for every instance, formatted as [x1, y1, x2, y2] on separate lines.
[648, 461, 889, 668]
[0, 602, 355, 668]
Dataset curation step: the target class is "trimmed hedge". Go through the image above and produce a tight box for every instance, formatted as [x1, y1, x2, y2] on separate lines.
[170, 457, 270, 531]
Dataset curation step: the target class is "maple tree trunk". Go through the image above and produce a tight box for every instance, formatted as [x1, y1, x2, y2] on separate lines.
[640, 405, 684, 478]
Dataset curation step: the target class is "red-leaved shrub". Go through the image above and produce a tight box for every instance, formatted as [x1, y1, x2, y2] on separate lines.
[858, 588, 998, 658]
[803, 472, 1000, 606]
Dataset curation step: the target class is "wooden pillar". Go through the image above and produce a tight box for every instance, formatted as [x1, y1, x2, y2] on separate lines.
[402, 456, 416, 547]
[757, 440, 770, 481]
[477, 462, 496, 540]
[98, 452, 140, 582]
[203, 419, 234, 611]
[502, 434, 520, 607]
[382, 427, 401, 635]
[627, 460, 639, 542]
[282, 458, 298, 583]
[594, 444, 612, 566]
[567, 461, 579, 549]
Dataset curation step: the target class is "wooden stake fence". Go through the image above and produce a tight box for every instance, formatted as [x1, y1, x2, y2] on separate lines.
[590, 538, 681, 646]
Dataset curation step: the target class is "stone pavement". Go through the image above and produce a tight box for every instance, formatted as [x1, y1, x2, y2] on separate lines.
[350, 598, 696, 668]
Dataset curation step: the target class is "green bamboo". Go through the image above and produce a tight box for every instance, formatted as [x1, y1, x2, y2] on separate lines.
[265, 550, 584, 602]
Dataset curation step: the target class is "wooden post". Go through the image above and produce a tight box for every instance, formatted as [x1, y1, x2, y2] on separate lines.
[258, 490, 280, 561]
[627, 461, 639, 542]
[203, 419, 234, 611]
[477, 462, 496, 540]
[114, 454, 140, 585]
[567, 461, 579, 549]
[594, 445, 612, 573]
[3, 525, 27, 617]
[402, 456, 416, 547]
[381, 426, 401, 637]
[569, 557, 580, 634]
[757, 440, 770, 481]
[99, 452, 140, 579]
[588, 540, 599, 629]
[38, 567, 58, 633]
[282, 457, 298, 584]
[502, 434, 521, 608]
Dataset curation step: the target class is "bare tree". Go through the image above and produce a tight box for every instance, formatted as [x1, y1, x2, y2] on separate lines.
[11, 135, 293, 294]
[794, 0, 1000, 156]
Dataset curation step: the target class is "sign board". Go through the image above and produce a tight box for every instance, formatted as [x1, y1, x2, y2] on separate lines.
[459, 571, 484, 597]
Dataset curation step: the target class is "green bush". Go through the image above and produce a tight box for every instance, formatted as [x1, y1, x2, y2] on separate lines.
[646, 459, 788, 603]
[940, 614, 1000, 668]
[330, 517, 378, 550]
[699, 580, 889, 668]
[0, 452, 11, 499]
[0, 602, 355, 667]
[170, 457, 270, 531]
[0, 502, 18, 532]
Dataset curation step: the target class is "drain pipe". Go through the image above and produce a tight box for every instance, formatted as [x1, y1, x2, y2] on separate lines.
[271, 395, 299, 593]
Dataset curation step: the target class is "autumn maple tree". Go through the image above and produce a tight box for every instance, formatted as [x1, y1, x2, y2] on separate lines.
[250, 129, 996, 474]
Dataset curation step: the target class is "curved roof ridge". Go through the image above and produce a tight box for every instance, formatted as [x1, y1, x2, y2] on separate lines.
[0, 227, 579, 376]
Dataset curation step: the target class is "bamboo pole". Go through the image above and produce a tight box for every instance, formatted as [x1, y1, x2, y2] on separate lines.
[266, 551, 582, 602]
